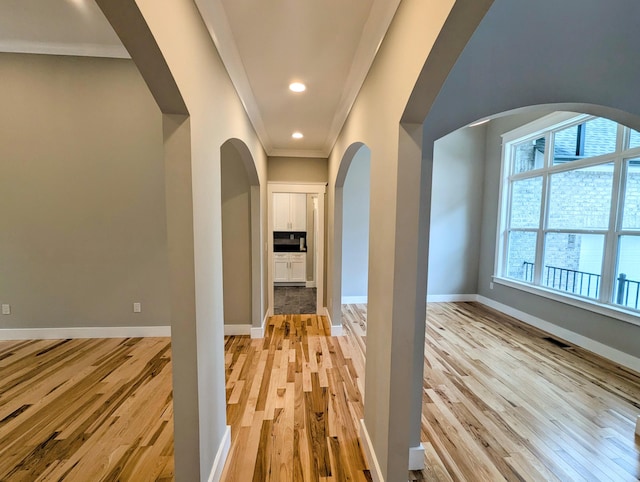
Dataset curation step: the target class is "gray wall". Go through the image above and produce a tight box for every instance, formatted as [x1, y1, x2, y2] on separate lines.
[267, 156, 328, 182]
[0, 53, 169, 328]
[428, 126, 486, 295]
[221, 142, 252, 326]
[341, 146, 370, 299]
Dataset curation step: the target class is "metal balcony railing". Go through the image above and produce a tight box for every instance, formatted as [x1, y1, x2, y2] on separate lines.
[519, 262, 640, 309]
[521, 261, 600, 298]
[614, 273, 640, 310]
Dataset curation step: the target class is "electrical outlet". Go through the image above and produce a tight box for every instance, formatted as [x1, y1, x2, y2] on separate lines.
[1, 304, 10, 315]
[489, 282, 494, 290]
[133, 302, 141, 313]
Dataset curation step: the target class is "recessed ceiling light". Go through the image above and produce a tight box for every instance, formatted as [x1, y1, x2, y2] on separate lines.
[292, 132, 304, 139]
[289, 82, 306, 93]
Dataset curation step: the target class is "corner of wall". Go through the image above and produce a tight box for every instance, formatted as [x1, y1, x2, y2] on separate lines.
[207, 425, 231, 482]
[250, 312, 269, 339]
[359, 419, 383, 482]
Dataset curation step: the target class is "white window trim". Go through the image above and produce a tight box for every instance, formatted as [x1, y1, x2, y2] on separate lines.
[494, 111, 640, 327]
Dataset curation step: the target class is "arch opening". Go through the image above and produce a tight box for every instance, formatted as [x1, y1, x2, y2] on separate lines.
[220, 138, 262, 333]
[338, 144, 371, 342]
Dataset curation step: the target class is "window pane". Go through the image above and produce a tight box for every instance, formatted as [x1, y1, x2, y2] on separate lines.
[510, 177, 542, 228]
[513, 137, 545, 174]
[614, 236, 640, 310]
[621, 158, 640, 229]
[506, 231, 537, 282]
[629, 129, 640, 149]
[547, 163, 613, 230]
[553, 118, 617, 165]
[542, 233, 604, 299]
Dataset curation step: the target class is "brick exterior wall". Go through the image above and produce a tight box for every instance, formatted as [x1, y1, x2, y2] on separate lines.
[507, 169, 640, 294]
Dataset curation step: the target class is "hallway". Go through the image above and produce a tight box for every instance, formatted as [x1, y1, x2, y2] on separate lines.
[221, 314, 368, 480]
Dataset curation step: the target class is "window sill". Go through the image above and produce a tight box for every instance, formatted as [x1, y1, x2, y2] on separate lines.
[492, 276, 640, 328]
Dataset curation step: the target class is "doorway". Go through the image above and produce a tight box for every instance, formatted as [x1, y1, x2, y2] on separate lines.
[220, 139, 262, 334]
[268, 183, 325, 316]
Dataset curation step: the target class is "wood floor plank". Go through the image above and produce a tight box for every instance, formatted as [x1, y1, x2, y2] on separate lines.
[0, 337, 173, 481]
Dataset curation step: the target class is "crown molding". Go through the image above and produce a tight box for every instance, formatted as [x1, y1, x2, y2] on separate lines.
[194, 0, 273, 153]
[0, 40, 129, 59]
[267, 147, 328, 159]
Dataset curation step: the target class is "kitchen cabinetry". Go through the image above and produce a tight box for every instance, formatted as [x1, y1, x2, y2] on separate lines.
[273, 252, 306, 282]
[273, 193, 306, 231]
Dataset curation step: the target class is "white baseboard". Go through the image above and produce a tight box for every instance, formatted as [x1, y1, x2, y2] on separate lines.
[322, 307, 343, 336]
[0, 325, 171, 340]
[342, 296, 368, 304]
[251, 312, 268, 339]
[408, 443, 425, 470]
[360, 419, 383, 482]
[341, 294, 477, 304]
[427, 294, 477, 303]
[224, 324, 251, 336]
[306, 281, 316, 288]
[476, 295, 640, 374]
[207, 425, 231, 482]
[324, 307, 332, 326]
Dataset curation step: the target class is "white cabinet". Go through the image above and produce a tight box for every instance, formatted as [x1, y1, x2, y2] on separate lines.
[273, 193, 306, 231]
[289, 194, 307, 231]
[273, 252, 306, 282]
[289, 253, 306, 282]
[273, 253, 290, 282]
[273, 194, 291, 231]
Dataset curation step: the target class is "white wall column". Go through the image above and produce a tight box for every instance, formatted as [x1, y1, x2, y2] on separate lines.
[363, 123, 430, 479]
[163, 114, 201, 481]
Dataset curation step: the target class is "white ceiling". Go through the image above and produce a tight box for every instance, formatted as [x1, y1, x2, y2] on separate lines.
[0, 0, 400, 157]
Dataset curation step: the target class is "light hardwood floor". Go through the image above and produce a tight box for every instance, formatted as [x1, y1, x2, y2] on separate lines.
[2, 302, 638, 481]
[422, 302, 640, 481]
[224, 303, 640, 481]
[0, 337, 174, 481]
[221, 314, 369, 481]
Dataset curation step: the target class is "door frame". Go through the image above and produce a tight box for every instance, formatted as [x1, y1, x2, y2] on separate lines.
[268, 182, 326, 316]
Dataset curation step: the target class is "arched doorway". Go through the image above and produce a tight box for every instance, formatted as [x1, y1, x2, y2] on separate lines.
[335, 143, 371, 342]
[388, 0, 640, 479]
[220, 138, 262, 335]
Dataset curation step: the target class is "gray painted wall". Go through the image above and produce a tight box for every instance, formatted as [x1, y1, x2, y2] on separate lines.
[221, 142, 252, 326]
[267, 156, 328, 182]
[0, 53, 169, 328]
[341, 146, 370, 299]
[428, 127, 486, 295]
[421, 0, 640, 359]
